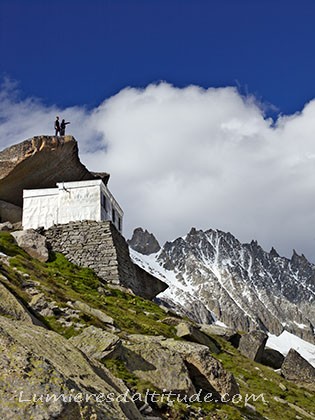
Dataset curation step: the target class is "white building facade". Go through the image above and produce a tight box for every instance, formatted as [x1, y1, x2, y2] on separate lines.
[22, 179, 123, 232]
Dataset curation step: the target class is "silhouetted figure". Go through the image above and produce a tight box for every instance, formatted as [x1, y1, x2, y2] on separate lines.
[60, 119, 70, 136]
[54, 116, 60, 136]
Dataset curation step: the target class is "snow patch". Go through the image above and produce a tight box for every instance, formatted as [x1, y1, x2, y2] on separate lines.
[267, 330, 315, 368]
[215, 320, 229, 328]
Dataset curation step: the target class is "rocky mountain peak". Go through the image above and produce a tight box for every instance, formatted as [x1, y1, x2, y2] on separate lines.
[291, 249, 309, 267]
[128, 227, 161, 255]
[270, 247, 280, 258]
[132, 226, 315, 344]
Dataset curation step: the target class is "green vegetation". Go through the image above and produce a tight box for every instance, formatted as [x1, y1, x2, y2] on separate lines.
[1, 231, 314, 419]
[210, 335, 315, 419]
[0, 232, 176, 338]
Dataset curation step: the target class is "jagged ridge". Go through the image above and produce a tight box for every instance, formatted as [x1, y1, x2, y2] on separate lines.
[130, 227, 315, 344]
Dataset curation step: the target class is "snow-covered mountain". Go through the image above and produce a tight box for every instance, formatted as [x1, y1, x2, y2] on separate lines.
[129, 227, 315, 345]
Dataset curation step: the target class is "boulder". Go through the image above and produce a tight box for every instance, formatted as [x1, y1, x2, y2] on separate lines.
[261, 348, 285, 369]
[176, 322, 220, 354]
[29, 294, 81, 326]
[0, 278, 33, 323]
[199, 323, 241, 347]
[70, 326, 122, 360]
[12, 221, 23, 230]
[160, 316, 183, 326]
[122, 335, 195, 396]
[238, 330, 268, 362]
[11, 229, 49, 262]
[0, 221, 13, 231]
[0, 136, 109, 208]
[0, 316, 142, 420]
[281, 348, 315, 384]
[29, 293, 59, 317]
[163, 338, 239, 399]
[125, 335, 239, 399]
[72, 300, 115, 327]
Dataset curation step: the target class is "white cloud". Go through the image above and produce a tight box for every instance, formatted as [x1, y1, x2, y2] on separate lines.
[1, 80, 315, 261]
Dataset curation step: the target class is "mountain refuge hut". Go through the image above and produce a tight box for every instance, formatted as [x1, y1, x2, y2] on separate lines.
[22, 179, 123, 233]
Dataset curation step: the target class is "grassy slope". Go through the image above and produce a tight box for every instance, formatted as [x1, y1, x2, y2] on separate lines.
[0, 231, 314, 420]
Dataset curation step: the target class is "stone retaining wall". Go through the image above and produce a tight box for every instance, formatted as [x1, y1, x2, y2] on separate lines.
[44, 220, 167, 300]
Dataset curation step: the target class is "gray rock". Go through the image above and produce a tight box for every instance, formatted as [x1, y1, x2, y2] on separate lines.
[70, 326, 122, 360]
[281, 348, 315, 384]
[125, 334, 239, 399]
[160, 316, 183, 326]
[73, 300, 115, 326]
[29, 293, 74, 320]
[162, 338, 239, 398]
[238, 330, 268, 362]
[0, 278, 33, 323]
[176, 322, 220, 354]
[261, 347, 285, 369]
[12, 221, 23, 230]
[0, 316, 142, 419]
[128, 227, 161, 255]
[0, 136, 106, 208]
[122, 335, 195, 396]
[29, 293, 55, 317]
[199, 323, 241, 347]
[279, 382, 287, 391]
[11, 229, 49, 262]
[0, 221, 13, 231]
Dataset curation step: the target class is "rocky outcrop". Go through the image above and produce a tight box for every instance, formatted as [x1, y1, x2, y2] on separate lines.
[0, 278, 33, 323]
[261, 348, 285, 369]
[122, 335, 195, 396]
[238, 330, 268, 362]
[162, 338, 239, 398]
[199, 324, 241, 347]
[281, 348, 315, 384]
[45, 221, 168, 300]
[11, 229, 49, 262]
[0, 316, 142, 420]
[2, 226, 314, 419]
[128, 227, 161, 255]
[72, 300, 115, 327]
[122, 335, 239, 399]
[0, 136, 109, 208]
[176, 322, 220, 354]
[70, 326, 122, 360]
[28, 292, 85, 330]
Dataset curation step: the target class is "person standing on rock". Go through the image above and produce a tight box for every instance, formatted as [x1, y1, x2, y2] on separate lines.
[54, 116, 60, 136]
[60, 119, 70, 136]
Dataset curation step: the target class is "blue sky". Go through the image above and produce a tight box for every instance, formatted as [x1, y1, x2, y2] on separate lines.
[1, 0, 315, 114]
[1, 0, 315, 260]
